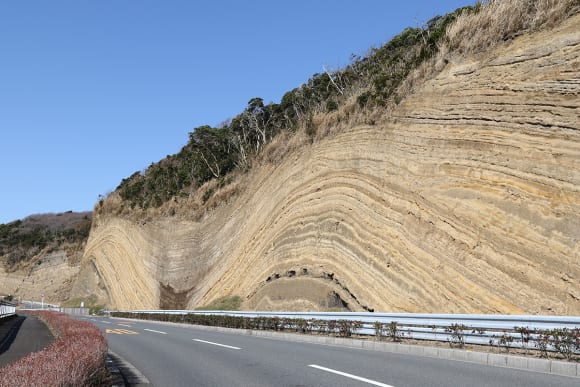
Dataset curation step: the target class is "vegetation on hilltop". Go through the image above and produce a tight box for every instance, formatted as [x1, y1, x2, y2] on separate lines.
[110, 0, 577, 214]
[113, 5, 475, 211]
[0, 212, 92, 270]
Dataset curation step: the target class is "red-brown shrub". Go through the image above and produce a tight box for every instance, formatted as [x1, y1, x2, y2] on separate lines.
[0, 311, 109, 387]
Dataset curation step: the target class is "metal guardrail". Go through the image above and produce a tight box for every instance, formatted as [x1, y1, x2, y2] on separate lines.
[0, 301, 16, 319]
[59, 307, 90, 315]
[121, 310, 580, 352]
[18, 301, 87, 315]
[20, 300, 60, 310]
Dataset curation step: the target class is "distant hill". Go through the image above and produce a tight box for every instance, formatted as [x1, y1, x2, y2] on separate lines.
[0, 211, 91, 271]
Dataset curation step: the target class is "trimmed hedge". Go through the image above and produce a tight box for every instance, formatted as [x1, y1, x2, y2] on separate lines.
[0, 311, 109, 387]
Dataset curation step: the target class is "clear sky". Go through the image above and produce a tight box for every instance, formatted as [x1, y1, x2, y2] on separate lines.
[0, 1, 473, 224]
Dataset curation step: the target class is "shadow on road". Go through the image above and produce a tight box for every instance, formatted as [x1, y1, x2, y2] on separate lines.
[0, 315, 27, 364]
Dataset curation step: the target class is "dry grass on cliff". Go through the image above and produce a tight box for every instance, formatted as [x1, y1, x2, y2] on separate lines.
[96, 173, 245, 222]
[259, 129, 305, 165]
[390, 0, 578, 121]
[257, 0, 578, 165]
[300, 0, 580, 143]
[445, 0, 578, 56]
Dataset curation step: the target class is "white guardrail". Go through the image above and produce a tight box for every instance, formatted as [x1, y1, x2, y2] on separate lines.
[120, 310, 580, 352]
[0, 301, 16, 319]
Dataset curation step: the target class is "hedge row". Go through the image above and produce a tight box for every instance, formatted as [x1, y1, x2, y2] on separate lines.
[112, 312, 363, 337]
[0, 311, 109, 387]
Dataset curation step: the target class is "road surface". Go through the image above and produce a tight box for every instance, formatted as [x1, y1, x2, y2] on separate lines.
[83, 316, 578, 387]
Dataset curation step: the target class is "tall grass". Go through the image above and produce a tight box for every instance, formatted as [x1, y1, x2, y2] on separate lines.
[0, 311, 109, 387]
[445, 0, 578, 56]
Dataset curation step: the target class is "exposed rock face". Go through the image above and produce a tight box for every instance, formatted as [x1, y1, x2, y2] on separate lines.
[76, 14, 580, 314]
[0, 211, 91, 303]
[0, 250, 81, 302]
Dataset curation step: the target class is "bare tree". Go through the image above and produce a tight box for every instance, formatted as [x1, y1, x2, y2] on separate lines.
[323, 66, 344, 95]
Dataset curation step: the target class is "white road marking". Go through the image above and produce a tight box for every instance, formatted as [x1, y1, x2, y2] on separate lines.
[308, 364, 395, 387]
[106, 328, 139, 335]
[193, 339, 241, 350]
[144, 328, 167, 335]
[118, 324, 133, 327]
[101, 321, 112, 324]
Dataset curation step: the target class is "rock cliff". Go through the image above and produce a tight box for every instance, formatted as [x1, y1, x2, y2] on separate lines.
[0, 212, 90, 303]
[75, 13, 580, 314]
[0, 250, 81, 302]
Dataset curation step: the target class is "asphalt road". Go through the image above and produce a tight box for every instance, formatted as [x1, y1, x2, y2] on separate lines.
[84, 316, 578, 387]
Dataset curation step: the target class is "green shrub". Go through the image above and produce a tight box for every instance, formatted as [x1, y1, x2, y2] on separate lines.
[196, 295, 242, 311]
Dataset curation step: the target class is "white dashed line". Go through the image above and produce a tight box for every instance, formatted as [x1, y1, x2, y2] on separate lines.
[193, 339, 241, 350]
[144, 328, 167, 335]
[308, 364, 395, 387]
[118, 324, 133, 327]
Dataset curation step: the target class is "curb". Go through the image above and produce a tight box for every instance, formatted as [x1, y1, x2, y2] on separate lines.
[107, 349, 150, 386]
[112, 317, 579, 379]
[106, 351, 126, 387]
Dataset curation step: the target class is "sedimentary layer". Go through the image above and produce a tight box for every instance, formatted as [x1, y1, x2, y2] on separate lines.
[0, 250, 81, 302]
[77, 14, 580, 314]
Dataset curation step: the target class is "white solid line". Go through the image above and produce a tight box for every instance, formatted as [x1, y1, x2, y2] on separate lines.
[144, 328, 167, 335]
[308, 364, 394, 387]
[193, 339, 241, 350]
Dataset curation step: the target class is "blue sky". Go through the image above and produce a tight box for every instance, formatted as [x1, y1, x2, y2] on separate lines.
[0, 1, 472, 224]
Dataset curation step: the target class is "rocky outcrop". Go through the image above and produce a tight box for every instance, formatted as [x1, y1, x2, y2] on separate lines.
[0, 250, 81, 302]
[76, 14, 579, 314]
[0, 212, 90, 303]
